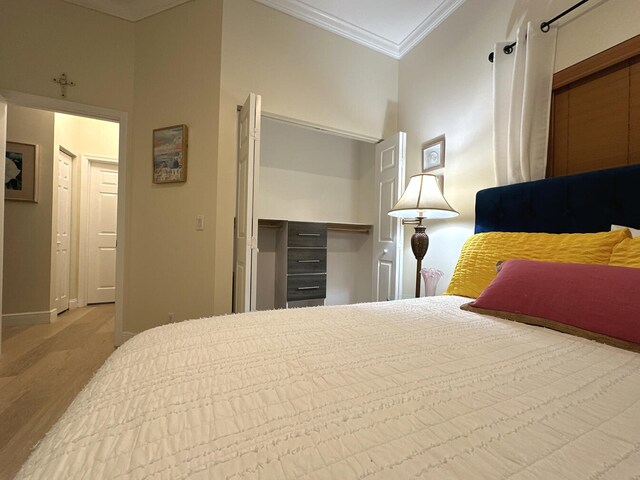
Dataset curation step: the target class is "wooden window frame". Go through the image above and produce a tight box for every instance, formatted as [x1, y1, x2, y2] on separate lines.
[553, 35, 640, 89]
[548, 34, 640, 177]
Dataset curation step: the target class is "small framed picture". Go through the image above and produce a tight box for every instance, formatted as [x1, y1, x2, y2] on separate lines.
[422, 135, 445, 173]
[5, 141, 38, 202]
[153, 124, 188, 184]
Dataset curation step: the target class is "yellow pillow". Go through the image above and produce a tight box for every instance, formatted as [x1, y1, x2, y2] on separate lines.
[445, 229, 630, 298]
[609, 237, 640, 268]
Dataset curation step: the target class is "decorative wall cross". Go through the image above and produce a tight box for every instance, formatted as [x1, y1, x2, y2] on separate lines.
[52, 73, 76, 98]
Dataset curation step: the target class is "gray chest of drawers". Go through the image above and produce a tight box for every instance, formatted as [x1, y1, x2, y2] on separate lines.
[275, 221, 327, 308]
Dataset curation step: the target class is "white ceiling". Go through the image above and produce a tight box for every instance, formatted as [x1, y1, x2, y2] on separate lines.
[63, 0, 466, 59]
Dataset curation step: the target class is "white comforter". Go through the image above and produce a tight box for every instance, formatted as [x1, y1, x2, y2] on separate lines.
[18, 296, 640, 479]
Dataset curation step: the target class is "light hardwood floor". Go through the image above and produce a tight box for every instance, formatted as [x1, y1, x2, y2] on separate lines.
[0, 304, 115, 480]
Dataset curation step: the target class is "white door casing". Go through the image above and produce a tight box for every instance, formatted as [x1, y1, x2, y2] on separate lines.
[234, 93, 261, 313]
[56, 150, 73, 313]
[372, 132, 406, 301]
[0, 95, 6, 353]
[87, 159, 118, 304]
[0, 89, 127, 346]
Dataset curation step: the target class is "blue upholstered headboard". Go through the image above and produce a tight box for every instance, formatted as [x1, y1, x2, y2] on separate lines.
[475, 165, 640, 234]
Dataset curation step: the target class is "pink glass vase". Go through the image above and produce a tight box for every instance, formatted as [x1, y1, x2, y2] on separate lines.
[421, 268, 444, 297]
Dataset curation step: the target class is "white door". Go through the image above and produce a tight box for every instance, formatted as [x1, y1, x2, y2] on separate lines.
[87, 161, 118, 304]
[372, 132, 406, 301]
[234, 93, 262, 313]
[0, 96, 6, 352]
[56, 150, 73, 313]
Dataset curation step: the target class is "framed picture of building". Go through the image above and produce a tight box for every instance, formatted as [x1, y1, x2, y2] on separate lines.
[153, 124, 188, 183]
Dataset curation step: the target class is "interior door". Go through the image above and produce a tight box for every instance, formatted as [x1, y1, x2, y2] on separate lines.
[234, 93, 262, 313]
[56, 150, 73, 313]
[0, 95, 6, 352]
[372, 132, 406, 301]
[87, 160, 118, 304]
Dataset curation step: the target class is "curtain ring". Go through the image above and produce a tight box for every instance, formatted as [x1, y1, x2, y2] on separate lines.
[504, 44, 514, 55]
[540, 22, 550, 32]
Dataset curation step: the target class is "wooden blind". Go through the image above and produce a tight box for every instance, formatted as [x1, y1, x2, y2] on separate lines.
[548, 35, 640, 177]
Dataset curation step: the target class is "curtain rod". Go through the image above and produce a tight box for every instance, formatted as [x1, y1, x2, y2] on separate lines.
[488, 0, 590, 63]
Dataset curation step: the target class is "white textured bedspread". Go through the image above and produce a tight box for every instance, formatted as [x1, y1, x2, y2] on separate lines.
[18, 296, 640, 479]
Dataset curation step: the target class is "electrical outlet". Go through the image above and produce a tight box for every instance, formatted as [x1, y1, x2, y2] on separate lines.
[168, 312, 175, 323]
[196, 215, 204, 231]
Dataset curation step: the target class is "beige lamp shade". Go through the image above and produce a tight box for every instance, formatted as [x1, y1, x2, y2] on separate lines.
[388, 174, 459, 219]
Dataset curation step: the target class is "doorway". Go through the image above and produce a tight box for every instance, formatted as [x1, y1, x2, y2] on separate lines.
[233, 93, 405, 313]
[0, 90, 128, 353]
[4, 107, 119, 321]
[57, 112, 120, 312]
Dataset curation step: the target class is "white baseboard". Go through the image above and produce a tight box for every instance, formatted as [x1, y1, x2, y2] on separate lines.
[69, 298, 79, 310]
[3, 308, 57, 327]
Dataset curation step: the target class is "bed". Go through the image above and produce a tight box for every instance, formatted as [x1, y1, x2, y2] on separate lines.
[17, 166, 640, 479]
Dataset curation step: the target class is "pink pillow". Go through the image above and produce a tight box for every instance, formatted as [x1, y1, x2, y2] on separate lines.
[462, 259, 640, 350]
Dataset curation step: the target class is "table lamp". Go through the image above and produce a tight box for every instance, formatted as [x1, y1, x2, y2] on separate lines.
[388, 174, 458, 298]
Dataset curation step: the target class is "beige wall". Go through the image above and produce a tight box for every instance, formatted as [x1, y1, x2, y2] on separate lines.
[54, 113, 119, 303]
[126, 0, 223, 332]
[397, 0, 640, 297]
[555, 0, 640, 71]
[258, 117, 375, 224]
[0, 0, 134, 113]
[0, 0, 225, 336]
[215, 0, 399, 313]
[3, 105, 55, 314]
[0, 0, 134, 330]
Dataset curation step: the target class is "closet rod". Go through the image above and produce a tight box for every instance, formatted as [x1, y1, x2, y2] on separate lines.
[327, 225, 371, 234]
[488, 0, 591, 63]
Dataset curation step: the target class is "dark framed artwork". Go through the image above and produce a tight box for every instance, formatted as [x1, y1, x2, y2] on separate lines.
[153, 124, 188, 184]
[5, 141, 38, 202]
[422, 135, 445, 173]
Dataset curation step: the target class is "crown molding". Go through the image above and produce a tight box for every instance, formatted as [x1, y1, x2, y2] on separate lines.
[253, 0, 466, 59]
[63, 0, 192, 22]
[399, 0, 467, 57]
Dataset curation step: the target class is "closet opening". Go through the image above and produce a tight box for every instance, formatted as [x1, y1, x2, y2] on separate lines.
[256, 115, 376, 310]
[233, 93, 406, 312]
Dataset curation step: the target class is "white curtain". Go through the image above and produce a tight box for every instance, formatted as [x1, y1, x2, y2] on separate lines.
[493, 21, 557, 186]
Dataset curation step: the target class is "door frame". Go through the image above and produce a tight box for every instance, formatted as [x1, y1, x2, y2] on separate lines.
[0, 94, 6, 354]
[0, 89, 128, 346]
[78, 155, 118, 308]
[233, 105, 385, 310]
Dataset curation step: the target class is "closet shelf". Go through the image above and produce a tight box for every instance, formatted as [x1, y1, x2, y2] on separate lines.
[258, 219, 283, 229]
[327, 223, 371, 234]
[258, 219, 371, 234]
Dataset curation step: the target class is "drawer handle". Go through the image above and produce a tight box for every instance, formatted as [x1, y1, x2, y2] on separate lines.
[298, 259, 320, 263]
[297, 286, 320, 290]
[298, 233, 320, 237]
